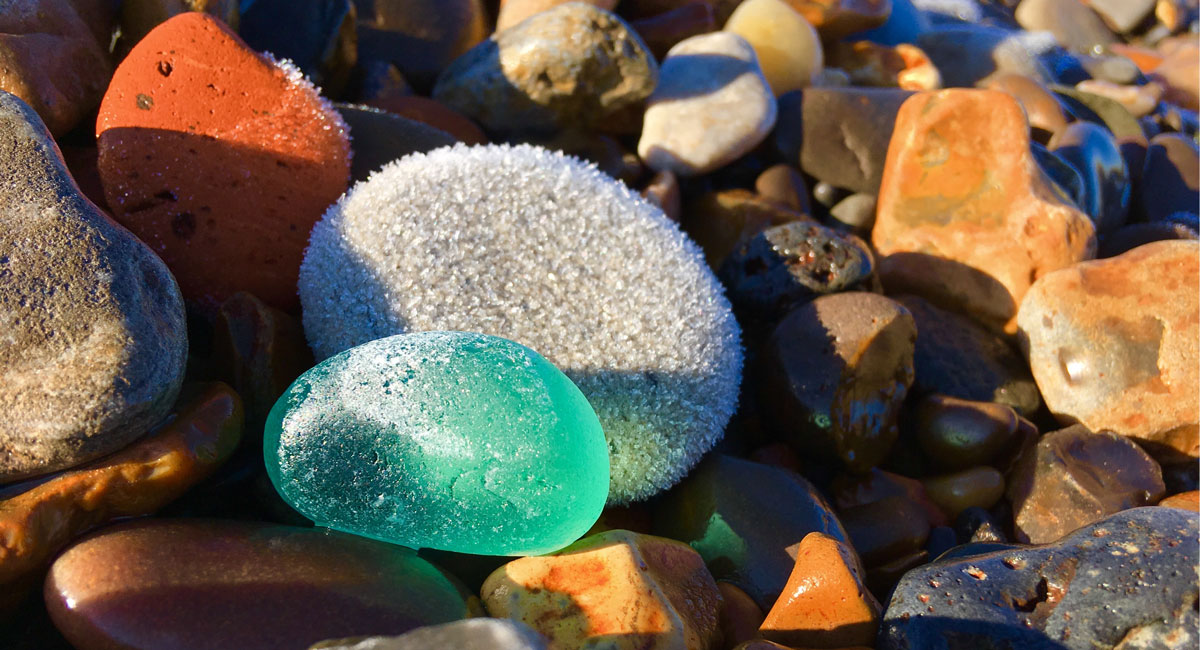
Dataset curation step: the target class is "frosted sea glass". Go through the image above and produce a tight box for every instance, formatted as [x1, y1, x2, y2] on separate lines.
[264, 331, 610, 556]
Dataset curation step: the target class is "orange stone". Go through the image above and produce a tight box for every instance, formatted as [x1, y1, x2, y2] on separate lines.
[1160, 490, 1200, 512]
[96, 12, 351, 313]
[482, 529, 721, 650]
[0, 383, 242, 588]
[872, 89, 1096, 334]
[759, 532, 881, 648]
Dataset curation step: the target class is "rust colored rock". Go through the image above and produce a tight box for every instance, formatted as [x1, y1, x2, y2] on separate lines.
[366, 95, 488, 145]
[920, 466, 1005, 520]
[119, 0, 239, 53]
[718, 581, 764, 648]
[0, 383, 241, 589]
[760, 532, 881, 649]
[828, 42, 942, 92]
[782, 0, 890, 40]
[1008, 424, 1166, 544]
[1017, 240, 1199, 463]
[755, 163, 811, 214]
[1160, 490, 1200, 512]
[0, 0, 114, 136]
[482, 529, 722, 650]
[839, 495, 931, 567]
[829, 468, 949, 528]
[629, 1, 716, 61]
[682, 189, 808, 269]
[45, 519, 478, 650]
[981, 73, 1069, 141]
[872, 89, 1096, 335]
[642, 170, 682, 222]
[496, 0, 617, 32]
[213, 293, 313, 430]
[761, 292, 916, 473]
[96, 12, 351, 314]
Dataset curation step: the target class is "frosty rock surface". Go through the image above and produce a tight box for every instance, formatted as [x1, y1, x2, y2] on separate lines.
[299, 144, 743, 504]
[0, 90, 187, 482]
[265, 331, 610, 556]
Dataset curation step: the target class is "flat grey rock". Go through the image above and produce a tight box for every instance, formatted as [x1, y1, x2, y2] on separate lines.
[0, 90, 187, 482]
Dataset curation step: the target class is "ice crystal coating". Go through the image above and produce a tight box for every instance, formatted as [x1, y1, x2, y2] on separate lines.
[299, 143, 743, 503]
[265, 331, 610, 556]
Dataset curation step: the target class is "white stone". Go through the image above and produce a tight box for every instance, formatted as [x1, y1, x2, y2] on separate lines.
[637, 32, 777, 177]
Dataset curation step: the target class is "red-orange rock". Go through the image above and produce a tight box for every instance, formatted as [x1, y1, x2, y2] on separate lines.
[0, 0, 114, 135]
[365, 95, 487, 145]
[1017, 240, 1199, 462]
[1160, 490, 1200, 512]
[0, 383, 242, 588]
[759, 532, 881, 648]
[872, 89, 1096, 335]
[482, 529, 722, 650]
[96, 12, 351, 313]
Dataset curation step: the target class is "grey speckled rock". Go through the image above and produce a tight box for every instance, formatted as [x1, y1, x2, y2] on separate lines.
[432, 2, 656, 135]
[881, 507, 1199, 650]
[309, 619, 549, 650]
[638, 32, 776, 176]
[0, 91, 186, 482]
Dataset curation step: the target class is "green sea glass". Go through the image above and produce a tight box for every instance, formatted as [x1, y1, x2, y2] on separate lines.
[264, 331, 610, 556]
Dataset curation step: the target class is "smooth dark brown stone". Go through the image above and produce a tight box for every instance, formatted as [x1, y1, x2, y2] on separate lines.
[829, 468, 949, 528]
[681, 188, 808, 269]
[914, 394, 1020, 471]
[839, 495, 931, 567]
[754, 163, 811, 214]
[45, 519, 477, 650]
[921, 466, 1006, 520]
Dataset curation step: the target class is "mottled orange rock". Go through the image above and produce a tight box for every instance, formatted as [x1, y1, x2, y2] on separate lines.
[759, 532, 881, 648]
[872, 89, 1096, 335]
[0, 0, 114, 135]
[96, 12, 351, 313]
[1017, 240, 1199, 462]
[830, 42, 942, 91]
[0, 383, 242, 587]
[482, 529, 721, 650]
[1160, 490, 1200, 512]
[782, 0, 889, 40]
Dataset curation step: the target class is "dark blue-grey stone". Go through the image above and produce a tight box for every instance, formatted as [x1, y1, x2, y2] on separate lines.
[881, 507, 1199, 650]
[1049, 121, 1131, 234]
[240, 0, 356, 95]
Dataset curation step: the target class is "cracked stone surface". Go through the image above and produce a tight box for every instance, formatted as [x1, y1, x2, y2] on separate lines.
[881, 507, 1199, 650]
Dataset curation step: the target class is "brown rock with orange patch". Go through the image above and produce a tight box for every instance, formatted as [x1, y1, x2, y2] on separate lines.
[0, 0, 114, 135]
[96, 12, 351, 314]
[1016, 240, 1199, 462]
[872, 89, 1096, 335]
[0, 383, 242, 589]
[759, 532, 881, 648]
[782, 0, 889, 40]
[482, 529, 721, 650]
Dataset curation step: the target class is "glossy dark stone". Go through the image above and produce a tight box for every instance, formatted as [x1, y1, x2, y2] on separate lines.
[922, 467, 1005, 520]
[718, 221, 876, 319]
[1008, 425, 1166, 544]
[1137, 132, 1200, 223]
[894, 294, 1040, 416]
[1031, 140, 1087, 209]
[44, 519, 477, 650]
[914, 395, 1020, 471]
[1049, 121, 1131, 233]
[240, 0, 357, 96]
[1052, 84, 1146, 141]
[1097, 220, 1199, 258]
[775, 87, 913, 194]
[840, 495, 931, 567]
[881, 507, 1199, 650]
[681, 189, 808, 270]
[830, 468, 949, 528]
[652, 454, 849, 610]
[762, 292, 916, 473]
[335, 104, 457, 182]
[925, 526, 957, 561]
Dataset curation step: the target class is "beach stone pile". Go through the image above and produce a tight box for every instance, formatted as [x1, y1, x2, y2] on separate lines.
[0, 1, 1197, 649]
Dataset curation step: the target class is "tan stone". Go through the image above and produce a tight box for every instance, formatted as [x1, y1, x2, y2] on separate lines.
[724, 0, 823, 95]
[0, 0, 114, 135]
[1016, 240, 1199, 462]
[482, 529, 722, 650]
[759, 532, 881, 648]
[872, 89, 1096, 335]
